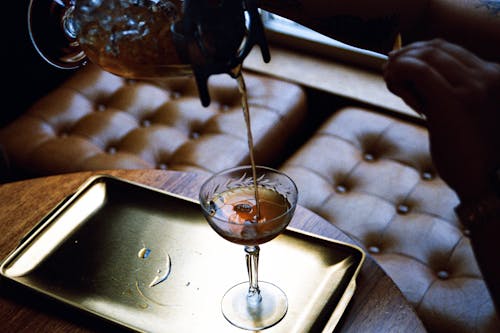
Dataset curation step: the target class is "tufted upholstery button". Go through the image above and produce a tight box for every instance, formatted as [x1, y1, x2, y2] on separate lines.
[220, 104, 230, 112]
[437, 270, 450, 280]
[421, 171, 433, 180]
[463, 228, 471, 237]
[363, 152, 375, 162]
[157, 163, 168, 170]
[279, 107, 499, 333]
[335, 184, 347, 194]
[0, 63, 307, 179]
[170, 91, 181, 99]
[396, 203, 410, 215]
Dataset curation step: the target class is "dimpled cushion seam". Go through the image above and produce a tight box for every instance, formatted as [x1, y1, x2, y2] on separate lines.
[0, 64, 307, 178]
[280, 106, 499, 333]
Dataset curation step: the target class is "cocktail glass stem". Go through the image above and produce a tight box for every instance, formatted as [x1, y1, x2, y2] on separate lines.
[245, 245, 262, 304]
[200, 165, 297, 330]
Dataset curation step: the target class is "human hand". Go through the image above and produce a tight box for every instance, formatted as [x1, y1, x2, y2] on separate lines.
[383, 39, 500, 202]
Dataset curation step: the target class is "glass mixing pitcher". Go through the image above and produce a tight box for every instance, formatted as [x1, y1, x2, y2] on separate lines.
[28, 0, 270, 105]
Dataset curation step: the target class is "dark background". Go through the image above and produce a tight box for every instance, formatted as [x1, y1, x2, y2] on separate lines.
[3, 1, 75, 127]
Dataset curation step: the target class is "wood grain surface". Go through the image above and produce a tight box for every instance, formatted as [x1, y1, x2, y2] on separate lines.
[0, 170, 426, 332]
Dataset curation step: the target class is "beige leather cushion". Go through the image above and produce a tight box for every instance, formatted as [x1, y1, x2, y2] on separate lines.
[280, 107, 499, 333]
[0, 64, 306, 177]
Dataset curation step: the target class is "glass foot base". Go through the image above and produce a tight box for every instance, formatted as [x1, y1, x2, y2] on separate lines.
[221, 281, 288, 330]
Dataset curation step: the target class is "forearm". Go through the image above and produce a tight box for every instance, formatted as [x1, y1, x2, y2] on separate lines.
[466, 213, 500, 311]
[455, 171, 500, 312]
[258, 0, 500, 59]
[423, 0, 500, 61]
[258, 0, 426, 53]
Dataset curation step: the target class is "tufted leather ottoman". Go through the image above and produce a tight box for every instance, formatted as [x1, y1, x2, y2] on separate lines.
[280, 107, 499, 333]
[0, 64, 306, 179]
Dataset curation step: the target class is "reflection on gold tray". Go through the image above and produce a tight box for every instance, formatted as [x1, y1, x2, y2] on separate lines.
[0, 175, 365, 332]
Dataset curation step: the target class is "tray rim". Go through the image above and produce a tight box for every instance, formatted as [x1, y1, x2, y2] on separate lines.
[0, 174, 366, 332]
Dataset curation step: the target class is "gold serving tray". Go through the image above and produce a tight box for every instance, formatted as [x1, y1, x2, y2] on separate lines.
[0, 175, 364, 332]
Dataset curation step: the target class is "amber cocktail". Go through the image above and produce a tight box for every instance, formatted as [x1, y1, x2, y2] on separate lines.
[199, 165, 298, 330]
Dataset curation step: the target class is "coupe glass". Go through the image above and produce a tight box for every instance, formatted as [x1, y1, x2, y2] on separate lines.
[199, 165, 298, 330]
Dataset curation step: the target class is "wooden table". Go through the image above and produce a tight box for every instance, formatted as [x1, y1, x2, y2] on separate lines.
[0, 170, 426, 332]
